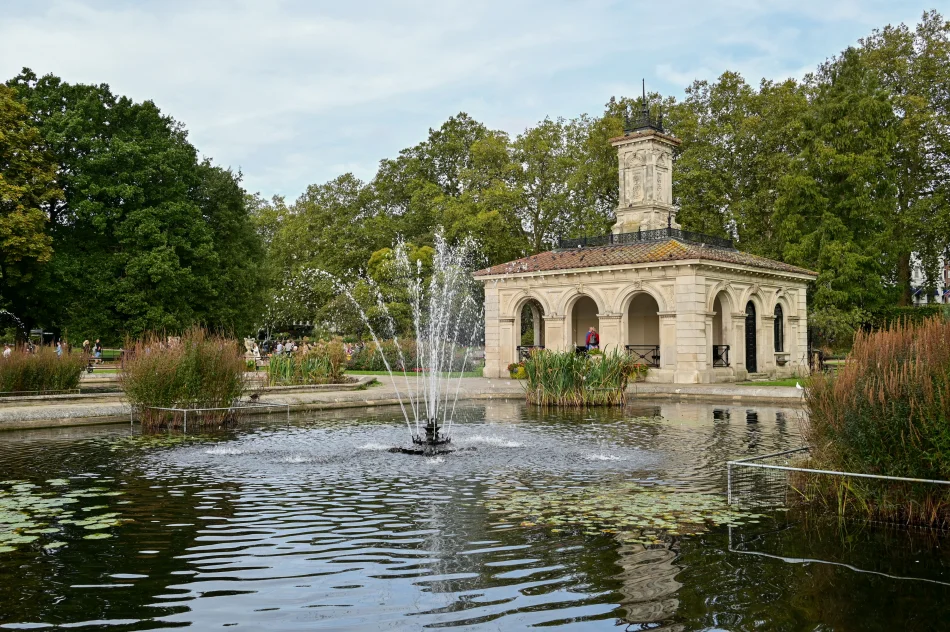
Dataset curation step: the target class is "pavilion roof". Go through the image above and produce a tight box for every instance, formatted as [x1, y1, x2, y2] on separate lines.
[473, 239, 817, 278]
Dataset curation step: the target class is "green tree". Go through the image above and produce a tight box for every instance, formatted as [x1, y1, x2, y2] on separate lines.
[777, 48, 899, 332]
[0, 84, 58, 325]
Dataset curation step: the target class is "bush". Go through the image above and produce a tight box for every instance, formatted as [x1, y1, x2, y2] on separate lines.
[0, 346, 85, 393]
[346, 339, 479, 373]
[804, 317, 950, 525]
[268, 340, 347, 386]
[523, 349, 637, 407]
[121, 328, 246, 430]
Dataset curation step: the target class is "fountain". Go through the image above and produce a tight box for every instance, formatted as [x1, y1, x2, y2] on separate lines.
[317, 231, 483, 454]
[0, 309, 30, 342]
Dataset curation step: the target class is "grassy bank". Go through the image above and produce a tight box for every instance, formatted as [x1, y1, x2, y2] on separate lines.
[802, 317, 950, 526]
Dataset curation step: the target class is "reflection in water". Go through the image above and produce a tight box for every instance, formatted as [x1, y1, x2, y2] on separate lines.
[0, 401, 947, 630]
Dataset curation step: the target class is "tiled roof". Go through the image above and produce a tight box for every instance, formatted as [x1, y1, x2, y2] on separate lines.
[473, 239, 817, 277]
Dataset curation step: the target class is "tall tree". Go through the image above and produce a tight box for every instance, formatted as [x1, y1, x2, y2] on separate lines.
[0, 84, 58, 326]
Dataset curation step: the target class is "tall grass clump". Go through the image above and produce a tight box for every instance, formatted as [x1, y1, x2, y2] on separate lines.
[121, 328, 246, 430]
[523, 349, 637, 407]
[0, 346, 85, 393]
[268, 340, 347, 386]
[803, 317, 950, 526]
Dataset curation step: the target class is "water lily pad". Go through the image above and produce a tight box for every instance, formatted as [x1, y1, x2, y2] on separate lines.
[83, 533, 112, 540]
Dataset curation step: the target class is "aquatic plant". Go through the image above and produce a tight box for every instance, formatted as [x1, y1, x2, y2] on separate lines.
[268, 340, 347, 385]
[0, 345, 85, 394]
[0, 479, 129, 553]
[803, 317, 950, 526]
[523, 349, 637, 406]
[484, 479, 764, 542]
[121, 328, 246, 430]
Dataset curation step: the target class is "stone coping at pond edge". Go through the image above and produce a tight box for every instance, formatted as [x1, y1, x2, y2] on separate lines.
[0, 377, 804, 431]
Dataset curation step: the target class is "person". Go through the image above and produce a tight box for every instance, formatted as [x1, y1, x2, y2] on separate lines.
[2, 344, 10, 359]
[585, 327, 599, 351]
[82, 340, 90, 355]
[275, 341, 284, 355]
[94, 339, 103, 364]
[56, 341, 63, 357]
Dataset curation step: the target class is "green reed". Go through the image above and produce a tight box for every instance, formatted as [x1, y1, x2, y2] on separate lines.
[0, 345, 85, 393]
[802, 317, 950, 526]
[267, 340, 347, 386]
[523, 349, 637, 407]
[121, 328, 246, 431]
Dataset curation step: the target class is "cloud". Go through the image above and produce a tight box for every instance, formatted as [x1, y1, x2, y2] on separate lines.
[0, 0, 930, 198]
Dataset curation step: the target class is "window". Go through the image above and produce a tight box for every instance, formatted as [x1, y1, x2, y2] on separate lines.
[773, 304, 784, 352]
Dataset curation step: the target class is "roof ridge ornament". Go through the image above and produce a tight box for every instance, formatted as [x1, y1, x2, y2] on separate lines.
[624, 79, 665, 134]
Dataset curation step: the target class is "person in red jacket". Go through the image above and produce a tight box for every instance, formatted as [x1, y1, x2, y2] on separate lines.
[585, 327, 599, 350]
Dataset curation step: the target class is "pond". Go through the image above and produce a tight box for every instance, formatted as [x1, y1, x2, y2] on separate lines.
[0, 400, 947, 630]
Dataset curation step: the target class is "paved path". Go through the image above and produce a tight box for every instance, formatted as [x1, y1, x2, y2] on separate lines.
[0, 377, 803, 431]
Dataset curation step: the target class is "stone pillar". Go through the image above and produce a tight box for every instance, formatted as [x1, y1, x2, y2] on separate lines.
[483, 284, 502, 378]
[673, 273, 708, 383]
[498, 316, 516, 376]
[543, 315, 566, 352]
[731, 313, 747, 380]
[704, 313, 715, 368]
[761, 314, 776, 375]
[659, 312, 677, 370]
[597, 314, 623, 353]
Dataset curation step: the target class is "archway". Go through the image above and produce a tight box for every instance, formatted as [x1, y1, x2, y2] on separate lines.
[745, 301, 757, 373]
[570, 296, 599, 351]
[626, 293, 660, 366]
[516, 299, 545, 361]
[711, 291, 732, 367]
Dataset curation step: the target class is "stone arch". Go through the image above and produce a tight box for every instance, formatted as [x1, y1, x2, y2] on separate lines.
[504, 290, 552, 320]
[737, 283, 765, 312]
[558, 286, 608, 317]
[705, 280, 739, 315]
[615, 283, 669, 314]
[564, 293, 602, 350]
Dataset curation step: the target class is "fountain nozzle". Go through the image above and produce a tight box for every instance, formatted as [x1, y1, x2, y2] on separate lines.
[413, 418, 451, 447]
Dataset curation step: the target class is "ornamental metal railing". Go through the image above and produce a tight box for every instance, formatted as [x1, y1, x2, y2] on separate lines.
[625, 345, 660, 367]
[516, 345, 544, 361]
[713, 344, 730, 367]
[557, 227, 733, 251]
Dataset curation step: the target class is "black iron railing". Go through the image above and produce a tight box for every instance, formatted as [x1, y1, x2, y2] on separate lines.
[626, 345, 660, 367]
[516, 345, 544, 361]
[558, 228, 733, 251]
[713, 345, 730, 368]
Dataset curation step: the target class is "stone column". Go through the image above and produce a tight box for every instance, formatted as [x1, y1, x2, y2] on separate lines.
[483, 284, 502, 378]
[659, 312, 677, 370]
[673, 273, 708, 383]
[597, 314, 623, 354]
[498, 317, 516, 375]
[731, 313, 747, 380]
[761, 314, 776, 374]
[543, 315, 566, 352]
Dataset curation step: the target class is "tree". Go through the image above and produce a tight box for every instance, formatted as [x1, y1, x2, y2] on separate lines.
[6, 69, 265, 340]
[777, 48, 899, 331]
[0, 84, 58, 323]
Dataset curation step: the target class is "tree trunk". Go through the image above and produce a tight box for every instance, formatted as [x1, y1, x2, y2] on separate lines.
[897, 251, 913, 306]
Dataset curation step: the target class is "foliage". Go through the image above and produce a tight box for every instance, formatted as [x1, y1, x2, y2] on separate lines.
[804, 317, 950, 525]
[3, 70, 265, 341]
[267, 340, 347, 385]
[0, 346, 84, 393]
[0, 85, 58, 314]
[347, 339, 418, 372]
[523, 349, 637, 406]
[120, 328, 246, 430]
[869, 304, 949, 329]
[507, 362, 526, 379]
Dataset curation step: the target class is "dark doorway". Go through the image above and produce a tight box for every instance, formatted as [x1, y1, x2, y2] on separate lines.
[745, 301, 757, 373]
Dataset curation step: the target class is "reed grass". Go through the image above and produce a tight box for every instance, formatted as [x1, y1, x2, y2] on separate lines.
[802, 316, 950, 526]
[121, 328, 246, 431]
[268, 340, 347, 386]
[523, 349, 637, 407]
[0, 346, 85, 393]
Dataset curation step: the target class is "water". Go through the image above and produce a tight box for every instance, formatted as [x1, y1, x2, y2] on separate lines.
[310, 232, 482, 447]
[0, 401, 948, 630]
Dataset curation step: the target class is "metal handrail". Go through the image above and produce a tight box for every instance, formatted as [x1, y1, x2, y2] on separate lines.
[713, 344, 730, 367]
[625, 344, 660, 367]
[558, 227, 733, 250]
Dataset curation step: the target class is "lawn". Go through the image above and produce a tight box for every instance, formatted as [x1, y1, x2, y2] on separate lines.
[737, 377, 805, 387]
[345, 368, 484, 378]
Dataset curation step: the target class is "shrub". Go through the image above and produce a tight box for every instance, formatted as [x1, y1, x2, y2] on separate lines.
[121, 328, 246, 431]
[268, 340, 347, 386]
[803, 317, 950, 525]
[523, 349, 636, 407]
[0, 346, 85, 393]
[346, 339, 478, 373]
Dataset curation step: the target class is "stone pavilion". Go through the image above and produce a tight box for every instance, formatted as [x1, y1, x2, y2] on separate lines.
[474, 106, 818, 383]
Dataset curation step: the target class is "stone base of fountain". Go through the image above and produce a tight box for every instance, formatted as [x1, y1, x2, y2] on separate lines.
[388, 419, 466, 456]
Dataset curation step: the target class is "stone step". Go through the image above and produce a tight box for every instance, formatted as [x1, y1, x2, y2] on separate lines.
[747, 373, 770, 381]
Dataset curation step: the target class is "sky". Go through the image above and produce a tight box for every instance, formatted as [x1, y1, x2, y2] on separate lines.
[0, 0, 935, 199]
